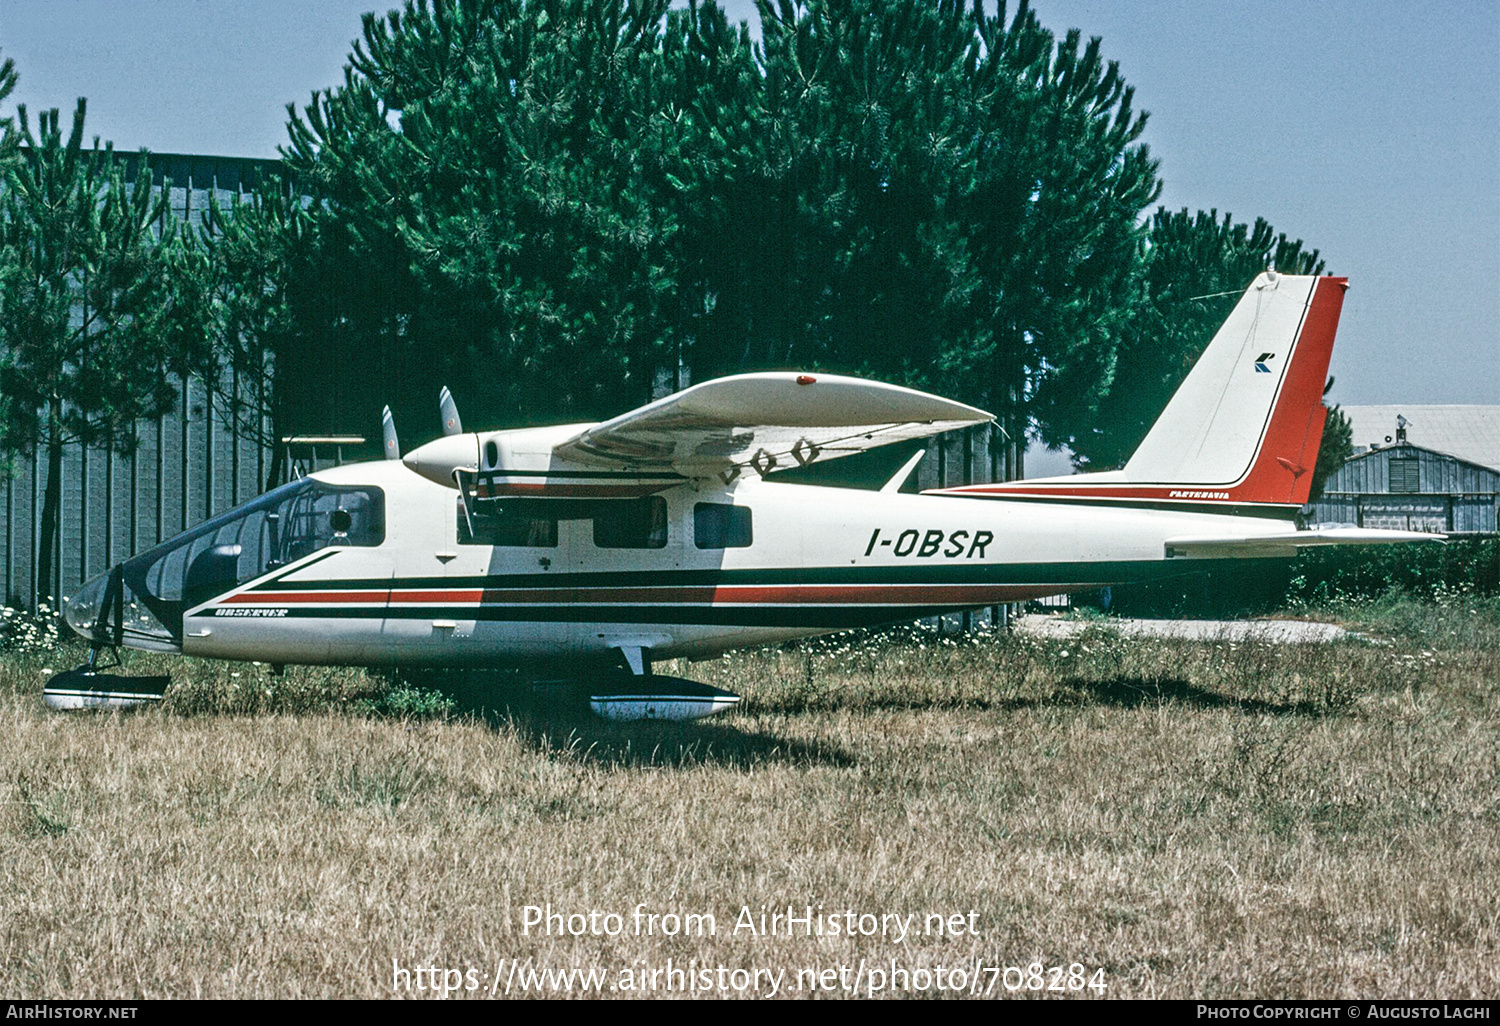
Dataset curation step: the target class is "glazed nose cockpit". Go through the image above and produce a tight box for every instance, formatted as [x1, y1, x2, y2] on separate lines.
[64, 478, 385, 651]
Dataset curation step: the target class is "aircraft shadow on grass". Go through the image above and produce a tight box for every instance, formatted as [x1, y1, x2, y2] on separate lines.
[507, 715, 858, 770]
[416, 678, 857, 769]
[407, 666, 1334, 765]
[1046, 675, 1340, 717]
[629, 675, 1336, 718]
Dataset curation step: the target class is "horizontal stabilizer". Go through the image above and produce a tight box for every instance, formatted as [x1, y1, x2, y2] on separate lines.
[555, 372, 991, 478]
[1164, 526, 1444, 560]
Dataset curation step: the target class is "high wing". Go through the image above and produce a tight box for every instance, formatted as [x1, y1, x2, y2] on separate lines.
[552, 372, 992, 478]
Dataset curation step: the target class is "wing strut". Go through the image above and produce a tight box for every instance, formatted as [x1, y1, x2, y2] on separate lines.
[880, 449, 927, 494]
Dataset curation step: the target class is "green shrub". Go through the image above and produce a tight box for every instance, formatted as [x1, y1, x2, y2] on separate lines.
[1285, 537, 1497, 605]
[357, 682, 456, 720]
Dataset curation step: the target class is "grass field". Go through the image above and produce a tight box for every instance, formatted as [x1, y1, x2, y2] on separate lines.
[1, 592, 1496, 999]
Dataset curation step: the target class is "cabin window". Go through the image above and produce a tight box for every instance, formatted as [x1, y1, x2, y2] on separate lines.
[593, 496, 668, 549]
[694, 502, 753, 549]
[1388, 457, 1420, 493]
[457, 499, 558, 547]
[280, 485, 385, 557]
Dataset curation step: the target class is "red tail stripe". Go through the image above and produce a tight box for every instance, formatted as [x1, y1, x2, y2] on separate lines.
[1232, 277, 1345, 505]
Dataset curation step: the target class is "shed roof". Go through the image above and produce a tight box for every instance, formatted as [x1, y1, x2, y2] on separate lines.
[1340, 405, 1500, 472]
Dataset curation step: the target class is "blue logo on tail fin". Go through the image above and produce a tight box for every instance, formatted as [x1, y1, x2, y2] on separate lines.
[1254, 352, 1275, 373]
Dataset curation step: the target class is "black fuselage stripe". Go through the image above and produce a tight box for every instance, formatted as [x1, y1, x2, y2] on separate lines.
[197, 604, 988, 628]
[204, 557, 1281, 627]
[480, 469, 685, 479]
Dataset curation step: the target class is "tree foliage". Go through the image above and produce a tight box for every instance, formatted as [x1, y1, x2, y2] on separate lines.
[281, 0, 700, 432]
[0, 99, 202, 601]
[1310, 388, 1353, 503]
[197, 179, 326, 485]
[0, 49, 15, 138]
[276, 0, 1160, 448]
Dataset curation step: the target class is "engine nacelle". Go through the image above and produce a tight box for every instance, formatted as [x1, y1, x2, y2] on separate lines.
[405, 423, 685, 500]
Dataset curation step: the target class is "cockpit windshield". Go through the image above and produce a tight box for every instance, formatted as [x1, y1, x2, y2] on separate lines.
[65, 478, 384, 649]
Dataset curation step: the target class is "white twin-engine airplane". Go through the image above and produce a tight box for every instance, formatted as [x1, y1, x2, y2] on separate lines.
[54, 272, 1435, 716]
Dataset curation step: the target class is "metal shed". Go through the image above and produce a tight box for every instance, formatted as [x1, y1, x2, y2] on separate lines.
[1308, 407, 1500, 535]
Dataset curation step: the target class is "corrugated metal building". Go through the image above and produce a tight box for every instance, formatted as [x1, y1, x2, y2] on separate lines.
[1308, 406, 1500, 535]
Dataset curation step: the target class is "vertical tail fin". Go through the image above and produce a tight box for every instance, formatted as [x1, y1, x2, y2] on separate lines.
[1121, 271, 1346, 504]
[929, 272, 1348, 514]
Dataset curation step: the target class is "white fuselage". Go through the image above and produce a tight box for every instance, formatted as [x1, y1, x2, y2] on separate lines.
[177, 460, 1289, 668]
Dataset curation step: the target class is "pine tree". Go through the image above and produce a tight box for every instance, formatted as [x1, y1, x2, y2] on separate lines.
[0, 100, 203, 605]
[274, 0, 1160, 454]
[282, 0, 696, 433]
[700, 0, 1159, 470]
[198, 177, 323, 488]
[1310, 383, 1353, 503]
[957, 4, 1160, 472]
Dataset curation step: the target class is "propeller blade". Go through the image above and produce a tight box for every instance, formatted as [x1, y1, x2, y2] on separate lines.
[381, 405, 400, 460]
[439, 386, 463, 436]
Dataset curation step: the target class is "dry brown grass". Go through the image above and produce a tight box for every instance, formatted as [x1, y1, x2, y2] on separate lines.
[1, 595, 1496, 999]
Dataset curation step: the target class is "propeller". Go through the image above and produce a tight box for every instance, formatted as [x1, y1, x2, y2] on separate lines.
[403, 387, 477, 486]
[439, 386, 463, 436]
[381, 405, 400, 460]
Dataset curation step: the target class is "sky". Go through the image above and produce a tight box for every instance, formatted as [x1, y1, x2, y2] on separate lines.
[0, 0, 1494, 474]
